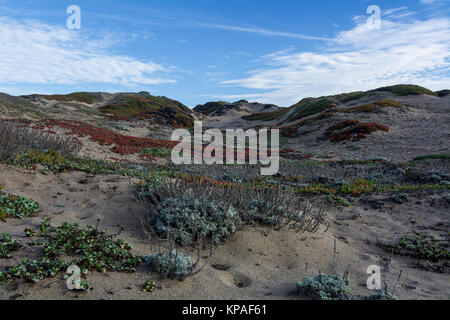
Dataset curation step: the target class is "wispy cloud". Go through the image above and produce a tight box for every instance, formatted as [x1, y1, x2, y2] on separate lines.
[221, 16, 450, 106]
[195, 22, 330, 41]
[0, 17, 175, 88]
[83, 4, 330, 42]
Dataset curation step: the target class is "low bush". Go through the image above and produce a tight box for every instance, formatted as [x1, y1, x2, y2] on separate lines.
[0, 120, 80, 161]
[246, 198, 287, 227]
[149, 195, 240, 245]
[144, 250, 194, 280]
[136, 179, 324, 246]
[296, 273, 350, 300]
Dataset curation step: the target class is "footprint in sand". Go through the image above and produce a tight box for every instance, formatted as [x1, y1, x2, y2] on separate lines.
[216, 268, 252, 289]
[211, 264, 231, 271]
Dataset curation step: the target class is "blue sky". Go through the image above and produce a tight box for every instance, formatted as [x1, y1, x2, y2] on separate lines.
[0, 0, 449, 107]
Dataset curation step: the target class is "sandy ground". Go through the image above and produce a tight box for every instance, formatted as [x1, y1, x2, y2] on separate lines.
[0, 165, 448, 300]
[283, 93, 450, 161]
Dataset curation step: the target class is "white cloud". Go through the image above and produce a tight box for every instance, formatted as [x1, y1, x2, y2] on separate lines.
[421, 0, 436, 4]
[0, 17, 175, 87]
[196, 22, 330, 41]
[222, 17, 450, 106]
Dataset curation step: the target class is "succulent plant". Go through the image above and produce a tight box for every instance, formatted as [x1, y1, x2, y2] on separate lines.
[142, 280, 161, 293]
[397, 234, 449, 261]
[0, 192, 39, 219]
[0, 233, 21, 259]
[0, 219, 142, 284]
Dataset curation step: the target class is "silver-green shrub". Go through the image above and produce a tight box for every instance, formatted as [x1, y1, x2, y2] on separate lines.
[150, 195, 240, 245]
[144, 250, 193, 280]
[296, 273, 350, 300]
[136, 179, 323, 247]
[246, 198, 285, 227]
